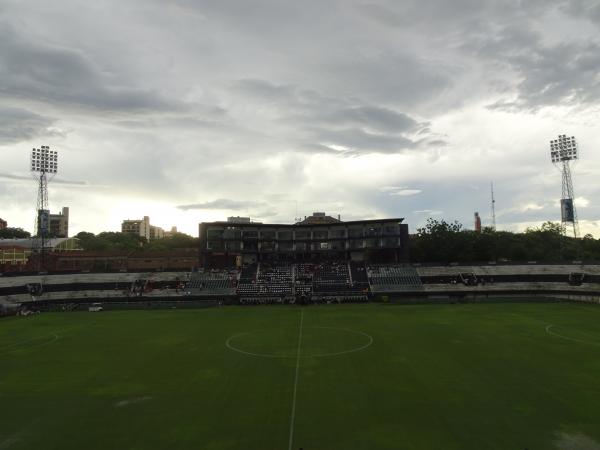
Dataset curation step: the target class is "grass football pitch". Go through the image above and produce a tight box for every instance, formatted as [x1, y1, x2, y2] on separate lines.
[1, 302, 600, 450]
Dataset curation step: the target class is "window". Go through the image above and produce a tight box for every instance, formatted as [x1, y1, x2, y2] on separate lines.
[383, 225, 399, 235]
[313, 230, 328, 239]
[349, 239, 363, 249]
[348, 227, 363, 238]
[207, 229, 223, 239]
[261, 230, 276, 239]
[207, 241, 223, 250]
[365, 226, 381, 237]
[223, 227, 242, 239]
[365, 238, 379, 248]
[330, 241, 346, 250]
[261, 241, 275, 251]
[225, 241, 241, 251]
[330, 228, 346, 238]
[279, 242, 293, 251]
[278, 231, 293, 240]
[383, 237, 398, 247]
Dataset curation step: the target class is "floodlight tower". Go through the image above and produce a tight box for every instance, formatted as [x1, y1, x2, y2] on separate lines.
[30, 146, 58, 267]
[550, 135, 579, 238]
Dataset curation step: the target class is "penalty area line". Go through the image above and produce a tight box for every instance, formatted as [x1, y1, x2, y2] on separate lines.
[288, 308, 304, 450]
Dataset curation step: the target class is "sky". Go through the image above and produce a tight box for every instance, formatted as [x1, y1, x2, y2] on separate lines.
[1, 0, 600, 237]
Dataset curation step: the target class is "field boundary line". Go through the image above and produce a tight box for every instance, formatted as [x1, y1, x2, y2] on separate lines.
[288, 308, 304, 450]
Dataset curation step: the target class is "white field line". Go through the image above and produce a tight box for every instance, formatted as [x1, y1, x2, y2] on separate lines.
[545, 324, 600, 347]
[0, 333, 59, 354]
[225, 327, 373, 359]
[288, 308, 304, 450]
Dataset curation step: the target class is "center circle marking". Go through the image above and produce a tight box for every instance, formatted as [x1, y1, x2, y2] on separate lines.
[0, 333, 59, 354]
[545, 324, 600, 347]
[226, 326, 373, 358]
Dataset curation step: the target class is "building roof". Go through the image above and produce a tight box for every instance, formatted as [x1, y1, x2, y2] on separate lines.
[54, 250, 131, 258]
[296, 212, 341, 225]
[201, 217, 404, 228]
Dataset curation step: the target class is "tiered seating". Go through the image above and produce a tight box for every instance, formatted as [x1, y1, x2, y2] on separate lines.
[569, 272, 585, 286]
[367, 264, 423, 291]
[187, 269, 238, 296]
[257, 263, 293, 297]
[236, 263, 293, 300]
[312, 262, 355, 294]
[349, 262, 370, 293]
[294, 263, 314, 297]
[235, 264, 259, 296]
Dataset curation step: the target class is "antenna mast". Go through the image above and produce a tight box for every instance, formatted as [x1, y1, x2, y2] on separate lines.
[490, 182, 496, 231]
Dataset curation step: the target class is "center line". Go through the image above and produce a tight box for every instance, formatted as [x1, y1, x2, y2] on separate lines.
[288, 308, 304, 450]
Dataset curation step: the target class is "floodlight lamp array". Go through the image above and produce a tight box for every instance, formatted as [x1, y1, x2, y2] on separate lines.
[30, 145, 58, 173]
[550, 134, 577, 163]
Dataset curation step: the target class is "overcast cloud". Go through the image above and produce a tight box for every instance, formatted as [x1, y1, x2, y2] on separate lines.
[1, 0, 599, 236]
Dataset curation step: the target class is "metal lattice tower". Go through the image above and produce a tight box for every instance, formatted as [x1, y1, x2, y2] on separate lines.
[490, 181, 497, 231]
[550, 135, 579, 238]
[30, 146, 58, 268]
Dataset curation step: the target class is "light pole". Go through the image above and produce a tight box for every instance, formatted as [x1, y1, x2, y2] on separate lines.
[550, 135, 579, 238]
[30, 145, 58, 270]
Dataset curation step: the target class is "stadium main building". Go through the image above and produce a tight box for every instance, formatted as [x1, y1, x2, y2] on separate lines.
[198, 212, 409, 268]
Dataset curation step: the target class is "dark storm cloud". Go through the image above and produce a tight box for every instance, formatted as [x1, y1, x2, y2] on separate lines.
[233, 79, 296, 102]
[308, 127, 418, 155]
[177, 199, 268, 211]
[0, 107, 57, 143]
[0, 23, 179, 112]
[319, 106, 421, 134]
[474, 26, 600, 111]
[321, 49, 453, 107]
[560, 0, 600, 24]
[357, 0, 553, 29]
[356, 1, 600, 111]
[233, 78, 437, 155]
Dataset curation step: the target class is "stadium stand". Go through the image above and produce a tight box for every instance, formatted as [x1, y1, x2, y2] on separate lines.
[311, 261, 369, 302]
[237, 263, 293, 302]
[2, 263, 600, 308]
[187, 269, 238, 296]
[294, 263, 314, 298]
[312, 261, 352, 294]
[367, 264, 423, 292]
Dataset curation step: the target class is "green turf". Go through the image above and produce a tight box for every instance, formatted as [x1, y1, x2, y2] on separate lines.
[2, 303, 600, 450]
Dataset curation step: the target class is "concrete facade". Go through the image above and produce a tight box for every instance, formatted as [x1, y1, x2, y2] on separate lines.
[37, 207, 69, 237]
[122, 216, 167, 241]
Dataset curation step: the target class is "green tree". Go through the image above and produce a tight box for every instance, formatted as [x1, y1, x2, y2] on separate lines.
[142, 232, 199, 252]
[0, 227, 31, 239]
[75, 231, 145, 252]
[412, 219, 468, 262]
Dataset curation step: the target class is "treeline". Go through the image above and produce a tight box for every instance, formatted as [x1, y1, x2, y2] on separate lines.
[0, 227, 31, 239]
[411, 219, 600, 263]
[75, 231, 199, 252]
